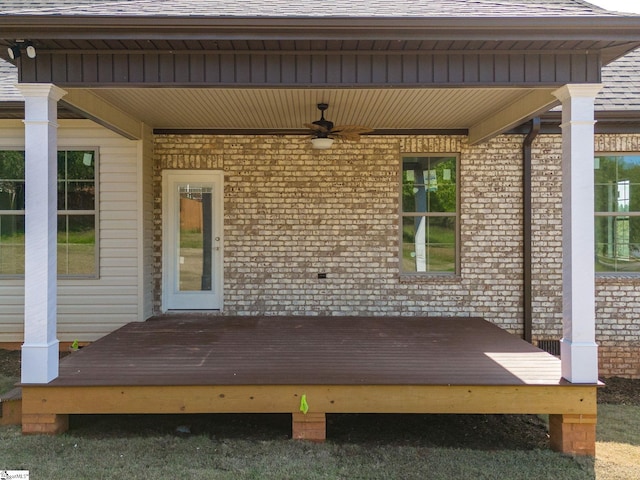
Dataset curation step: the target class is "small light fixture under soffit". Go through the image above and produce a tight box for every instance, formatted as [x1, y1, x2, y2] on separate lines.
[311, 137, 334, 150]
[25, 44, 36, 59]
[7, 45, 20, 60]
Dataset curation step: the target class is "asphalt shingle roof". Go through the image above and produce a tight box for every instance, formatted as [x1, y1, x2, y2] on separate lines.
[598, 48, 640, 111]
[0, 59, 19, 101]
[0, 0, 631, 17]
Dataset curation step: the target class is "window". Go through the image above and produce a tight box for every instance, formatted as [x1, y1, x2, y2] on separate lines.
[595, 154, 640, 273]
[401, 155, 458, 274]
[0, 149, 97, 277]
[0, 151, 25, 276]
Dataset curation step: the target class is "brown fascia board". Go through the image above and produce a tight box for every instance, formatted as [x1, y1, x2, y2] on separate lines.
[1, 15, 640, 42]
[0, 102, 84, 119]
[507, 111, 640, 134]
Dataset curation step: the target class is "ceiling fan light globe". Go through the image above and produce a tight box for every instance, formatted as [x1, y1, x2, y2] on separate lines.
[311, 137, 334, 150]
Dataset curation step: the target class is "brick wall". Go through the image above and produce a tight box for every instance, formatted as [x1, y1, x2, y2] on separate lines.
[594, 135, 640, 378]
[153, 133, 640, 378]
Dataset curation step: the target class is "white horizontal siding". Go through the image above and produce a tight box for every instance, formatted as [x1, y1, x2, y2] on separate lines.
[0, 119, 143, 343]
[57, 318, 134, 336]
[100, 210, 139, 221]
[53, 284, 141, 295]
[100, 192, 138, 202]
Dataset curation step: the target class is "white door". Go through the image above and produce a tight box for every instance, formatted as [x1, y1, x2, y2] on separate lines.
[162, 170, 223, 310]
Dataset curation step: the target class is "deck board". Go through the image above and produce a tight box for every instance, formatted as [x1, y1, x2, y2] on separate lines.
[47, 316, 565, 387]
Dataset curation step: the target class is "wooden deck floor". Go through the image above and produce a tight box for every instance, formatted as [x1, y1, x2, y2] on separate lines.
[20, 316, 599, 453]
[49, 316, 562, 387]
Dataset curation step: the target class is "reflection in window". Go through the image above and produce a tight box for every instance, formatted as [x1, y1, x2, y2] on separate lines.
[595, 155, 640, 273]
[0, 151, 26, 275]
[401, 156, 457, 274]
[57, 151, 97, 276]
[178, 185, 212, 292]
[0, 150, 97, 276]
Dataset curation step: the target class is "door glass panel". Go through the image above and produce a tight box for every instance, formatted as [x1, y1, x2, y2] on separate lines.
[178, 185, 213, 292]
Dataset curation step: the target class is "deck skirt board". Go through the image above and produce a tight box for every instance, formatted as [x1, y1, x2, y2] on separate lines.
[21, 384, 597, 416]
[43, 316, 566, 388]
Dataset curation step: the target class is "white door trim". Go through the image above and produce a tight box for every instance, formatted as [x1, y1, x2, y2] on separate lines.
[162, 170, 224, 311]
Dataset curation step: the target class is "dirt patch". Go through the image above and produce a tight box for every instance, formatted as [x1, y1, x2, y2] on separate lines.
[0, 348, 21, 379]
[67, 411, 551, 450]
[598, 377, 640, 406]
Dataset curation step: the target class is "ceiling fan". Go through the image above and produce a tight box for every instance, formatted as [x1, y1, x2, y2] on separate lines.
[304, 103, 373, 149]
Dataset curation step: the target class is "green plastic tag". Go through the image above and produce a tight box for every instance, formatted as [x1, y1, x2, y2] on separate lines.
[300, 394, 309, 414]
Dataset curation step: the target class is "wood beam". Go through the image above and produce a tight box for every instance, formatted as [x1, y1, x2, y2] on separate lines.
[22, 384, 597, 416]
[61, 89, 143, 140]
[468, 89, 558, 145]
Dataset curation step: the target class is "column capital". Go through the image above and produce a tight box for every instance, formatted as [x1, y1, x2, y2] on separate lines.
[16, 83, 67, 102]
[552, 84, 603, 103]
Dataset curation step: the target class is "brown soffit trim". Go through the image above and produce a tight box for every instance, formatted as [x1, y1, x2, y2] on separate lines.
[153, 124, 640, 136]
[1, 16, 640, 41]
[506, 111, 640, 134]
[546, 110, 640, 122]
[152, 128, 469, 136]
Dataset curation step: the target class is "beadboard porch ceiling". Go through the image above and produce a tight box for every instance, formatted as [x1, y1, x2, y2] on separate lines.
[70, 86, 557, 133]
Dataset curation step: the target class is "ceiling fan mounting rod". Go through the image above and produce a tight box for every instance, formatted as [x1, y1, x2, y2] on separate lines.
[312, 103, 334, 133]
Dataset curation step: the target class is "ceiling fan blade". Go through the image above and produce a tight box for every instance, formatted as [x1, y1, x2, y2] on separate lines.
[331, 125, 374, 142]
[332, 125, 374, 134]
[304, 123, 330, 133]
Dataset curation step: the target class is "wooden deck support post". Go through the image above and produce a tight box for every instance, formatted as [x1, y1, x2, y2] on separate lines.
[292, 412, 326, 442]
[22, 413, 69, 435]
[0, 388, 22, 426]
[549, 414, 597, 456]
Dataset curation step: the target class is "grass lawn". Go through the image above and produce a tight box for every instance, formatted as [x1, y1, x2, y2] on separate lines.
[0, 406, 637, 479]
[0, 420, 596, 480]
[0, 373, 15, 395]
[1, 349, 639, 479]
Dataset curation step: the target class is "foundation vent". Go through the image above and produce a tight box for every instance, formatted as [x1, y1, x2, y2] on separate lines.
[538, 339, 561, 357]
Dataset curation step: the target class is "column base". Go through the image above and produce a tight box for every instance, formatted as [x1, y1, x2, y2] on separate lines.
[21, 341, 59, 384]
[560, 339, 599, 384]
[292, 412, 326, 442]
[549, 413, 596, 456]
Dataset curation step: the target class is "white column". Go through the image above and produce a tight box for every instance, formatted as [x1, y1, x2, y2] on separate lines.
[18, 84, 67, 384]
[552, 84, 602, 384]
